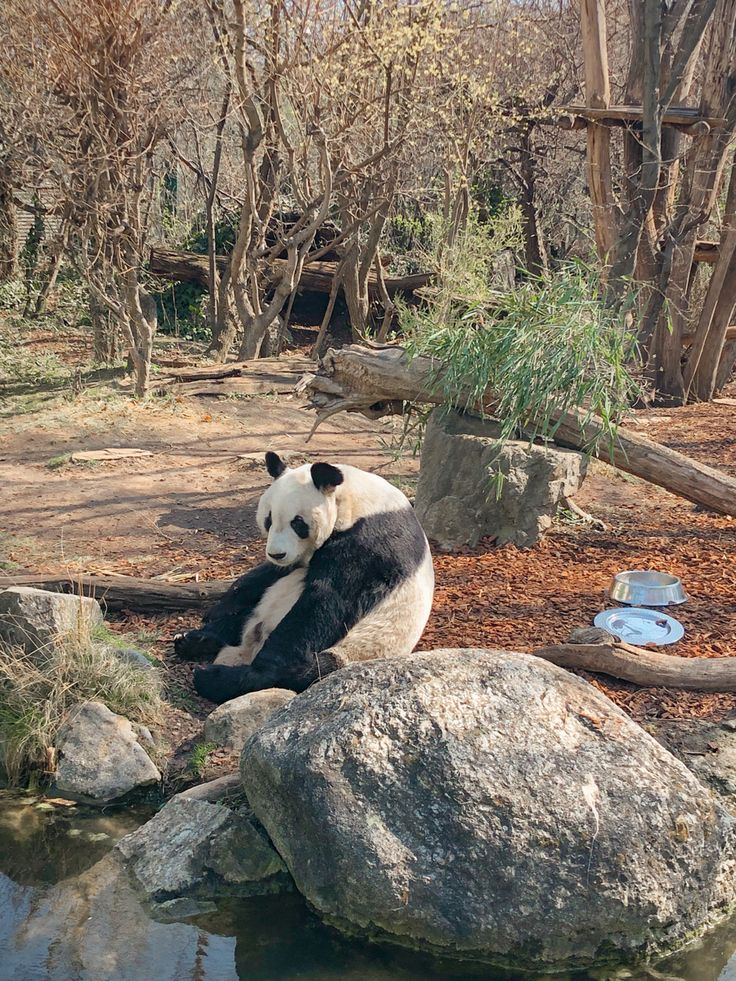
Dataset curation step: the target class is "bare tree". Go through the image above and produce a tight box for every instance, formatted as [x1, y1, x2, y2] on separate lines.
[5, 0, 202, 394]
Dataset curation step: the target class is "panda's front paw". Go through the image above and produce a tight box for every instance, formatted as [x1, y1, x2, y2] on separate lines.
[174, 628, 221, 662]
[194, 664, 255, 704]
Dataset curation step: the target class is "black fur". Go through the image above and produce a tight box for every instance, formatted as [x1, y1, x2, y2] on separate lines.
[311, 462, 344, 491]
[266, 451, 286, 479]
[174, 561, 296, 661]
[193, 506, 427, 702]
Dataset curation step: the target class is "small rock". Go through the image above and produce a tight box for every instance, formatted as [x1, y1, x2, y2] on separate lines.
[0, 587, 103, 656]
[110, 648, 156, 671]
[154, 897, 218, 922]
[116, 797, 290, 904]
[55, 702, 160, 803]
[205, 688, 295, 751]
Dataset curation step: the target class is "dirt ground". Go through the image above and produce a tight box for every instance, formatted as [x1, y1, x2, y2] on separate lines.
[2, 324, 736, 783]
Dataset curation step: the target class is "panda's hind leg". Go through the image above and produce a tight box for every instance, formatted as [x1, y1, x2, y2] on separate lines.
[193, 648, 342, 703]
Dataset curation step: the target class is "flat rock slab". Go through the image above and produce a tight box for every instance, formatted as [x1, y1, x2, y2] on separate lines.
[116, 796, 290, 904]
[71, 448, 154, 462]
[0, 586, 103, 655]
[205, 688, 295, 752]
[242, 648, 736, 972]
[415, 409, 586, 548]
[55, 701, 160, 803]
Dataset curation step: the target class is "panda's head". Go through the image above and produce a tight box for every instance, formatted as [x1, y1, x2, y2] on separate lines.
[256, 452, 344, 567]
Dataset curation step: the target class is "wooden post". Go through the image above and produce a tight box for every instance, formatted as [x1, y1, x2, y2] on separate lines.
[580, 0, 617, 262]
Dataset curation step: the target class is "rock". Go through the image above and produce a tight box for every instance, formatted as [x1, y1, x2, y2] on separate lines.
[0, 586, 103, 656]
[110, 647, 156, 671]
[116, 796, 290, 904]
[55, 702, 160, 803]
[1, 853, 243, 980]
[648, 719, 736, 807]
[175, 773, 243, 803]
[414, 410, 587, 547]
[241, 649, 736, 972]
[205, 688, 295, 751]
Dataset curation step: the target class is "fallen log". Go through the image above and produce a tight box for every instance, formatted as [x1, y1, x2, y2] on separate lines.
[532, 640, 736, 691]
[148, 247, 432, 299]
[0, 573, 230, 613]
[301, 345, 736, 516]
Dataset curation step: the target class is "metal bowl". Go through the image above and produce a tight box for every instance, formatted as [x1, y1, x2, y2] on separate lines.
[608, 570, 687, 607]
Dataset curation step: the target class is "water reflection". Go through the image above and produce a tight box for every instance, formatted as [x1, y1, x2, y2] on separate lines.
[0, 794, 734, 981]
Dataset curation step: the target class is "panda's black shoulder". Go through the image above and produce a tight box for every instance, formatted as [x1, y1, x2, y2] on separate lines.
[311, 505, 426, 580]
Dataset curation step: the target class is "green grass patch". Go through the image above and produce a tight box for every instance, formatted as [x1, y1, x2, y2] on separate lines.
[46, 453, 72, 470]
[0, 611, 163, 786]
[189, 742, 218, 778]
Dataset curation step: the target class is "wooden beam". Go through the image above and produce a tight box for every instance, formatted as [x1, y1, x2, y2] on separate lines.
[560, 104, 727, 130]
[532, 640, 736, 692]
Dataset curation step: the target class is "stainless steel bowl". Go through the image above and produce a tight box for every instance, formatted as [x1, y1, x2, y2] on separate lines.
[608, 570, 687, 607]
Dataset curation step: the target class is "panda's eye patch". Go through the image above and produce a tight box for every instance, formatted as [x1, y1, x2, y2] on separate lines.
[290, 516, 309, 539]
[264, 513, 272, 531]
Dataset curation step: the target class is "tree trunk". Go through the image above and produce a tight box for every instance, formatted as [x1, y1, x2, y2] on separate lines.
[715, 337, 736, 391]
[304, 345, 736, 515]
[0, 573, 228, 613]
[0, 160, 18, 283]
[517, 128, 548, 277]
[148, 248, 431, 300]
[91, 293, 118, 364]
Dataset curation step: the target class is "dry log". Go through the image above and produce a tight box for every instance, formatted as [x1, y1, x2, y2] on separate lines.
[532, 641, 736, 691]
[302, 345, 736, 516]
[141, 356, 313, 396]
[0, 573, 230, 613]
[148, 247, 432, 299]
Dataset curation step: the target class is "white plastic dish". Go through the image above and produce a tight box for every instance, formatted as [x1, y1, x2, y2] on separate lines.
[593, 608, 685, 646]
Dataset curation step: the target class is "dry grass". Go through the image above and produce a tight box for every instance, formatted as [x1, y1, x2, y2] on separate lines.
[0, 611, 163, 785]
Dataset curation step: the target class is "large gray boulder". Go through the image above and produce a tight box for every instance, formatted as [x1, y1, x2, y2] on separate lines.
[116, 796, 290, 906]
[204, 688, 295, 751]
[55, 702, 160, 803]
[241, 649, 736, 973]
[0, 586, 103, 655]
[414, 409, 586, 547]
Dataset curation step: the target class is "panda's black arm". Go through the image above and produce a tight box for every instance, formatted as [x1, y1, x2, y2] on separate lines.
[192, 576, 373, 701]
[175, 561, 297, 661]
[193, 524, 395, 701]
[203, 561, 297, 624]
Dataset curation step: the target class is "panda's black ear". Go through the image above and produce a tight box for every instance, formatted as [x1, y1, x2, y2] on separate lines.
[311, 462, 344, 493]
[265, 451, 286, 480]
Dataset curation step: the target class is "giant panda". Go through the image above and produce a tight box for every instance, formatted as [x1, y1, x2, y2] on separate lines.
[175, 451, 434, 703]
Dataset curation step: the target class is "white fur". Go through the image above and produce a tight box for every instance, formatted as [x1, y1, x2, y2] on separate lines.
[214, 567, 306, 666]
[330, 547, 434, 663]
[256, 463, 410, 568]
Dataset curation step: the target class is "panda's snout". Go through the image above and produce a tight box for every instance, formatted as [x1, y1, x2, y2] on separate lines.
[267, 550, 287, 561]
